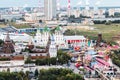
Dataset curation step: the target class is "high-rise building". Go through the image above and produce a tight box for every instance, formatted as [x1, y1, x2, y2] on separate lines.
[44, 0, 57, 20]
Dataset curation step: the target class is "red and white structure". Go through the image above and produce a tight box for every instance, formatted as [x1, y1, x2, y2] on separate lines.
[68, 0, 71, 16]
[64, 36, 87, 51]
[68, 0, 70, 10]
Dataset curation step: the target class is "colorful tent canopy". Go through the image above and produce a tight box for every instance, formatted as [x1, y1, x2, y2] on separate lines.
[112, 45, 119, 49]
[85, 54, 92, 60]
[96, 58, 110, 67]
[93, 61, 105, 69]
[84, 66, 93, 71]
[98, 52, 103, 55]
[87, 50, 96, 55]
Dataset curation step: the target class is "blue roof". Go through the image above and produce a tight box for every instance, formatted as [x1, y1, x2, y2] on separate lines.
[91, 61, 97, 67]
[0, 26, 18, 32]
[87, 50, 96, 55]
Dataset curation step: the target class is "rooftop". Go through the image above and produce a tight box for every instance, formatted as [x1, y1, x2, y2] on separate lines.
[64, 35, 86, 40]
[0, 25, 18, 32]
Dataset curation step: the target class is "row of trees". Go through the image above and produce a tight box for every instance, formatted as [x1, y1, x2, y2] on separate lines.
[69, 14, 91, 19]
[39, 68, 83, 80]
[0, 57, 10, 61]
[93, 20, 120, 24]
[0, 68, 83, 80]
[0, 68, 40, 80]
[0, 72, 21, 80]
[25, 50, 71, 65]
[0, 71, 33, 80]
[111, 49, 120, 67]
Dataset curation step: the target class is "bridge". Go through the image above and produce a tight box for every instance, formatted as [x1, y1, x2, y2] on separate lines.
[95, 68, 110, 80]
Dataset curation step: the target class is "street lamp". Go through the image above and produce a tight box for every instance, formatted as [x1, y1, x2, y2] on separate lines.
[56, 58, 58, 65]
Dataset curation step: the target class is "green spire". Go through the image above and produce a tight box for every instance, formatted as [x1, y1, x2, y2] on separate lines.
[55, 25, 61, 31]
[44, 26, 50, 32]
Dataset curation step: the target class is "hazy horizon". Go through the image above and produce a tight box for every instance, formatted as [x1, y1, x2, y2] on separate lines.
[0, 0, 120, 8]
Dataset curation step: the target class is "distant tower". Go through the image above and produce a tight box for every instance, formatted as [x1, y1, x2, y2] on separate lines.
[68, 0, 71, 17]
[2, 32, 15, 54]
[39, 0, 41, 12]
[49, 35, 57, 58]
[85, 0, 89, 10]
[44, 0, 57, 20]
[57, 0, 60, 11]
[85, 0, 90, 17]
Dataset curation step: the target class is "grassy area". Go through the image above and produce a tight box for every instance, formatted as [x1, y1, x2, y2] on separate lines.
[0, 22, 31, 29]
[65, 24, 120, 42]
[1, 22, 120, 42]
[92, 24, 120, 41]
[0, 24, 6, 28]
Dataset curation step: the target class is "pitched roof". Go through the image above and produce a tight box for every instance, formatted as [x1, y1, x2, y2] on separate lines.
[5, 32, 11, 42]
[55, 25, 61, 31]
[1, 25, 18, 32]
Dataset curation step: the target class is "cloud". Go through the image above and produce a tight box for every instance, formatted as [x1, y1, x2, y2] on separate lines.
[77, 0, 82, 5]
[85, 0, 90, 5]
[95, 0, 102, 5]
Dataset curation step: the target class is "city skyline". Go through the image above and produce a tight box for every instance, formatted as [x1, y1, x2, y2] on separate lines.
[0, 0, 120, 7]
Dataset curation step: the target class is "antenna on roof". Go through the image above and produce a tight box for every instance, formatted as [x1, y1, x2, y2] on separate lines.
[57, 0, 60, 11]
[68, 0, 71, 17]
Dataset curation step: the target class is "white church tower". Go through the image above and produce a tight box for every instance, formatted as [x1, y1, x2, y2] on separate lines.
[41, 26, 50, 46]
[34, 26, 50, 47]
[53, 26, 66, 49]
[49, 35, 57, 58]
[34, 28, 41, 46]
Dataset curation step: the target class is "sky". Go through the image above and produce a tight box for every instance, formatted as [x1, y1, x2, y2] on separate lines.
[0, 0, 120, 7]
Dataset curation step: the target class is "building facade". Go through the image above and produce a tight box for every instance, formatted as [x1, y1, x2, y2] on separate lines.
[24, 13, 44, 22]
[44, 0, 57, 20]
[34, 26, 65, 48]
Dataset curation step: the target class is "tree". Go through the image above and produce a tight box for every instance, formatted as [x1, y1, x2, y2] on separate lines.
[49, 57, 56, 65]
[25, 71, 30, 79]
[38, 68, 83, 80]
[0, 39, 4, 47]
[0, 72, 22, 80]
[7, 68, 10, 72]
[25, 57, 34, 64]
[105, 21, 111, 25]
[57, 50, 71, 64]
[69, 15, 75, 18]
[34, 69, 39, 78]
[19, 71, 25, 80]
